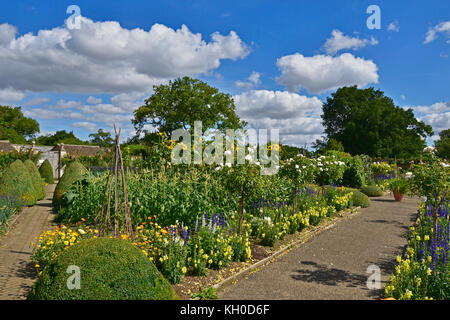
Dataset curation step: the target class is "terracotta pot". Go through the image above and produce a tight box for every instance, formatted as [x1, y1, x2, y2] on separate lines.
[393, 190, 404, 201]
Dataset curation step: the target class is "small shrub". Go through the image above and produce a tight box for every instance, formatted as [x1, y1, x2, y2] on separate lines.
[361, 185, 383, 197]
[0, 160, 37, 206]
[342, 156, 366, 188]
[24, 159, 46, 200]
[39, 159, 54, 184]
[347, 188, 371, 208]
[28, 237, 179, 300]
[52, 161, 87, 208]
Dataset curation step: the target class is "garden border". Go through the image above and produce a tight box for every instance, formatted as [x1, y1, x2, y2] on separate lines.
[211, 206, 361, 293]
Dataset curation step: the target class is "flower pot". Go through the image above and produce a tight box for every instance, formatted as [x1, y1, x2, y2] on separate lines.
[393, 190, 404, 201]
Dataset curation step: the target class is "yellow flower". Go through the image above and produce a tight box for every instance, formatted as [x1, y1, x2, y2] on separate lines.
[182, 266, 187, 273]
[35, 264, 40, 268]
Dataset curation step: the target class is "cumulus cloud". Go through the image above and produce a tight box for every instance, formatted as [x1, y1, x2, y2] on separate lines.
[387, 20, 400, 32]
[72, 121, 98, 132]
[407, 101, 450, 136]
[0, 87, 25, 102]
[235, 71, 261, 89]
[87, 96, 102, 104]
[234, 90, 324, 146]
[276, 53, 379, 93]
[424, 21, 450, 44]
[323, 30, 378, 55]
[24, 97, 50, 106]
[0, 17, 250, 93]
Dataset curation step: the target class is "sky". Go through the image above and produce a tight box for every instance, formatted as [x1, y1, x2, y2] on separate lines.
[0, 0, 448, 148]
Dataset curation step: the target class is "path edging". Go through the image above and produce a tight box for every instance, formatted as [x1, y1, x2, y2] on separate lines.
[212, 206, 361, 293]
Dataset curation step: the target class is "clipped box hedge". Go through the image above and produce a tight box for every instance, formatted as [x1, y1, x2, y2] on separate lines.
[52, 161, 87, 208]
[24, 159, 46, 200]
[28, 237, 179, 300]
[0, 160, 37, 206]
[39, 159, 54, 184]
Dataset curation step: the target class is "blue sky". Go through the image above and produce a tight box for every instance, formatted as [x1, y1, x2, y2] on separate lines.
[0, 0, 448, 147]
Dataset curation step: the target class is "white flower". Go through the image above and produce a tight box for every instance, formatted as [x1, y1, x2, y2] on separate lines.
[295, 164, 299, 169]
[248, 147, 254, 153]
[215, 166, 221, 171]
[245, 154, 253, 161]
[423, 146, 436, 153]
[302, 166, 306, 169]
[441, 162, 449, 168]
[405, 172, 413, 179]
[225, 162, 232, 167]
[317, 162, 323, 167]
[264, 216, 273, 226]
[224, 150, 232, 156]
[420, 196, 427, 202]
[255, 161, 261, 166]
[78, 229, 86, 235]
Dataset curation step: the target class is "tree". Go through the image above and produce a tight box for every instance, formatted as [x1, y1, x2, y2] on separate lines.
[321, 86, 433, 158]
[133, 77, 246, 135]
[89, 129, 114, 148]
[435, 129, 450, 159]
[312, 137, 344, 154]
[36, 130, 88, 146]
[0, 106, 40, 144]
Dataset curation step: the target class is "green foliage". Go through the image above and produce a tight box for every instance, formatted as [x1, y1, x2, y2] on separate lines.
[24, 159, 46, 200]
[88, 129, 114, 148]
[39, 159, 54, 184]
[0, 195, 22, 233]
[435, 129, 450, 160]
[342, 156, 366, 188]
[0, 150, 40, 177]
[0, 160, 37, 205]
[321, 86, 433, 158]
[36, 130, 89, 146]
[0, 106, 40, 143]
[133, 77, 246, 135]
[361, 185, 384, 197]
[28, 237, 179, 300]
[389, 177, 410, 194]
[191, 287, 218, 300]
[52, 161, 88, 209]
[349, 189, 371, 207]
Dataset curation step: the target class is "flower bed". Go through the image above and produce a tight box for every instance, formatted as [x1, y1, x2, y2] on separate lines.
[384, 201, 449, 300]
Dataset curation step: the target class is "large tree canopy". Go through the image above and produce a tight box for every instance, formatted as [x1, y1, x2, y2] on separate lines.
[36, 130, 88, 146]
[435, 129, 450, 159]
[133, 77, 246, 135]
[321, 86, 433, 158]
[89, 129, 114, 148]
[0, 106, 40, 144]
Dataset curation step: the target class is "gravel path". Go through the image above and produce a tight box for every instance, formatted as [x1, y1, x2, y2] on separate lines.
[219, 194, 419, 300]
[0, 184, 56, 300]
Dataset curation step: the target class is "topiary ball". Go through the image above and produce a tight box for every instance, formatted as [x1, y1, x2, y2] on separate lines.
[52, 161, 87, 208]
[28, 237, 179, 300]
[24, 159, 46, 200]
[39, 159, 54, 184]
[0, 160, 37, 205]
[348, 189, 371, 208]
[361, 185, 384, 197]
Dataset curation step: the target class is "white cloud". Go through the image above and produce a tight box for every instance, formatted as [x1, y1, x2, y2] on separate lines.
[276, 53, 379, 94]
[0, 87, 25, 102]
[24, 97, 50, 106]
[87, 96, 102, 104]
[0, 17, 250, 93]
[323, 30, 378, 55]
[407, 101, 450, 135]
[235, 71, 261, 89]
[424, 21, 450, 44]
[387, 20, 400, 32]
[234, 90, 324, 146]
[72, 121, 98, 132]
[400, 94, 406, 100]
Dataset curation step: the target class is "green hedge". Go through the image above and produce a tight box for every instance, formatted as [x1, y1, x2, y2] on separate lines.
[52, 161, 87, 208]
[0, 160, 36, 205]
[39, 159, 54, 184]
[24, 159, 46, 200]
[28, 237, 179, 300]
[347, 188, 371, 208]
[361, 185, 384, 197]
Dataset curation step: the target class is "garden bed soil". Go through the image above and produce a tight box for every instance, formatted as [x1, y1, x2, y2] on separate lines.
[174, 206, 359, 300]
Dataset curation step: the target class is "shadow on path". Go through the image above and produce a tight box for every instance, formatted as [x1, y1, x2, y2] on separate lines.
[291, 261, 366, 288]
